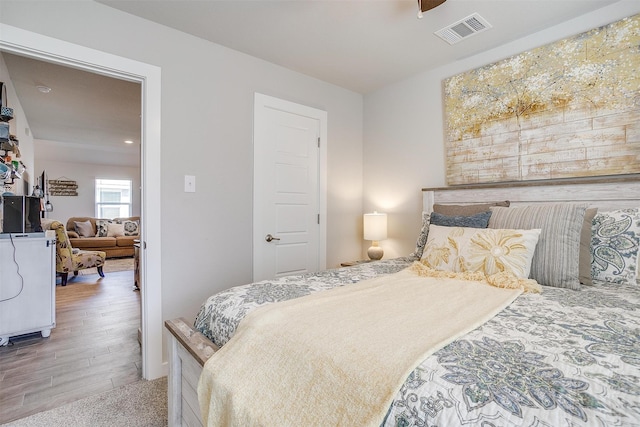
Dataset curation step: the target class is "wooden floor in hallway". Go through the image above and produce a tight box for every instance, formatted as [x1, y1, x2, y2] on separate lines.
[0, 268, 140, 424]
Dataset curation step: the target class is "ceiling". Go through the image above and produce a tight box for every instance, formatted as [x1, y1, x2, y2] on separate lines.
[1, 0, 622, 167]
[2, 52, 142, 167]
[98, 0, 620, 94]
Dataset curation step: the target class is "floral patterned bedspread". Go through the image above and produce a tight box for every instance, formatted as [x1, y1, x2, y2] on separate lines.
[194, 257, 640, 426]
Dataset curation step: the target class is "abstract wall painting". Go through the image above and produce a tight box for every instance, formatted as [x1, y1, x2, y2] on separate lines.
[444, 14, 640, 185]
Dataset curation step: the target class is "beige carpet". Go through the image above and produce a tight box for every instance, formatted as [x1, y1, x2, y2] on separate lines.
[2, 377, 167, 427]
[78, 257, 134, 275]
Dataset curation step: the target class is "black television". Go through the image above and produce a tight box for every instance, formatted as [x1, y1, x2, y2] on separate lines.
[40, 170, 46, 195]
[2, 195, 43, 233]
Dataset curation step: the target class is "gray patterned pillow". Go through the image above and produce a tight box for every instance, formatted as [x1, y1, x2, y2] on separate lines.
[95, 219, 112, 237]
[591, 208, 640, 285]
[489, 204, 587, 290]
[410, 212, 430, 259]
[430, 211, 492, 228]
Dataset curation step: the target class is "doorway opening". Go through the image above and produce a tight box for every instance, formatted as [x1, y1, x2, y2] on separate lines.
[0, 24, 163, 383]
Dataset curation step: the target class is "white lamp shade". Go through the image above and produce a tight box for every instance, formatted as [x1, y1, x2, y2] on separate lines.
[363, 212, 387, 241]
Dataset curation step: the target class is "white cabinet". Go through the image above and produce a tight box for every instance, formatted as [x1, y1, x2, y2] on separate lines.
[0, 234, 56, 346]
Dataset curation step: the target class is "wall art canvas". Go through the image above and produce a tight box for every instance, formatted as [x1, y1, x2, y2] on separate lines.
[48, 178, 78, 196]
[444, 14, 640, 185]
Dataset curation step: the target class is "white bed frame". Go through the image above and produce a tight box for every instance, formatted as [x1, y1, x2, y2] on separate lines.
[165, 175, 640, 427]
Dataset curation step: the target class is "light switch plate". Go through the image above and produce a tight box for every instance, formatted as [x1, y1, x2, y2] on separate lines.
[184, 175, 196, 193]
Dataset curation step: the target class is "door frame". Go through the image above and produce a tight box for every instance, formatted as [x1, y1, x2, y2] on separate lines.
[253, 93, 327, 280]
[0, 24, 165, 379]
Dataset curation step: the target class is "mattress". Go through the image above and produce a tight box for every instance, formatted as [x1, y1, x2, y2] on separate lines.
[194, 257, 640, 426]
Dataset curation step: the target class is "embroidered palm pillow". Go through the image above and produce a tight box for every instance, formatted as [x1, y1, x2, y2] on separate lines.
[421, 224, 541, 279]
[410, 201, 510, 259]
[590, 208, 640, 285]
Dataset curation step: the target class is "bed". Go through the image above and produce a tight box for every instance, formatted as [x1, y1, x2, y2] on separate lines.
[165, 176, 640, 427]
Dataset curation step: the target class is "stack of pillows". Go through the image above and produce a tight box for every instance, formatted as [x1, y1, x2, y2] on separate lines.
[412, 201, 640, 289]
[73, 218, 140, 238]
[95, 219, 140, 238]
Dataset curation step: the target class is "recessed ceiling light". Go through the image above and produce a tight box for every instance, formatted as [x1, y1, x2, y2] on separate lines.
[124, 140, 134, 144]
[36, 85, 52, 94]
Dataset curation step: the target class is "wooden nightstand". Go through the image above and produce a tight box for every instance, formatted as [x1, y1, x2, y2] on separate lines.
[340, 259, 374, 267]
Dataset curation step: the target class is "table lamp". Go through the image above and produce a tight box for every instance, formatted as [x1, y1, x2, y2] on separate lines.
[363, 211, 387, 260]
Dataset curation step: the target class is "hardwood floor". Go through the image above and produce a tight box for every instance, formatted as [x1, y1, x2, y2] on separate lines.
[0, 268, 141, 424]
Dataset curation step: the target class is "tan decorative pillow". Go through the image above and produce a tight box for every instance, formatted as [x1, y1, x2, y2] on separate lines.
[74, 220, 95, 237]
[411, 202, 510, 259]
[421, 224, 541, 279]
[433, 201, 510, 216]
[106, 222, 125, 237]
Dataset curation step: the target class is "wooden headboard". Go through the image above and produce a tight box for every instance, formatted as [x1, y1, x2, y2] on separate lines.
[423, 175, 640, 213]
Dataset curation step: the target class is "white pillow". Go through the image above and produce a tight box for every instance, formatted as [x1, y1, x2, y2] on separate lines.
[421, 224, 541, 279]
[106, 222, 125, 237]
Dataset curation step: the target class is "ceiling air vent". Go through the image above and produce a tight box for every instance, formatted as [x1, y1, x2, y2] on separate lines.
[435, 13, 492, 45]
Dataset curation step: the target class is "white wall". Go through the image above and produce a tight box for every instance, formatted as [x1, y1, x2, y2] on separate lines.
[34, 156, 141, 225]
[0, 1, 364, 326]
[363, 0, 640, 260]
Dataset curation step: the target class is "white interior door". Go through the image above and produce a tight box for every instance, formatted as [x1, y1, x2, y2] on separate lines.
[253, 94, 327, 281]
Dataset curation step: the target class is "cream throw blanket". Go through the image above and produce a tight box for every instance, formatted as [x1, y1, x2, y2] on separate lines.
[198, 267, 525, 426]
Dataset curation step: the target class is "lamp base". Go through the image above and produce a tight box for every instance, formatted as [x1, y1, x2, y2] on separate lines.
[367, 242, 383, 260]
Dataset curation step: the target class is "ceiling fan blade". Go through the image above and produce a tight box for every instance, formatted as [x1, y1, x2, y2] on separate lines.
[420, 0, 447, 13]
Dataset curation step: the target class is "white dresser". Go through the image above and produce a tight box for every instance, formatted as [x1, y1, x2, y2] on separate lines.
[0, 233, 56, 346]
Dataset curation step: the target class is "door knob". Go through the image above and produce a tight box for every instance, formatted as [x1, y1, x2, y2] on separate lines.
[265, 234, 281, 242]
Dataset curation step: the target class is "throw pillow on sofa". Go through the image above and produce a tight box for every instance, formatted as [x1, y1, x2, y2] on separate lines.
[96, 219, 112, 237]
[115, 219, 140, 236]
[107, 222, 125, 237]
[74, 220, 95, 237]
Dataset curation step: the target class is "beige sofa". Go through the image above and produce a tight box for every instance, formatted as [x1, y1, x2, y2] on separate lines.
[65, 216, 140, 258]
